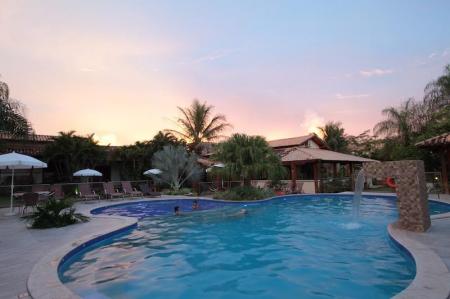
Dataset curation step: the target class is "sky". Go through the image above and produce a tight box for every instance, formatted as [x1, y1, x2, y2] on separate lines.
[1, 0, 449, 145]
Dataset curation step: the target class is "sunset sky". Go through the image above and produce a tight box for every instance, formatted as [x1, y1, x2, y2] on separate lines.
[1, 0, 449, 145]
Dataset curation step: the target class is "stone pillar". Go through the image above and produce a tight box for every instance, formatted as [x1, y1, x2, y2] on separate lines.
[363, 160, 431, 232]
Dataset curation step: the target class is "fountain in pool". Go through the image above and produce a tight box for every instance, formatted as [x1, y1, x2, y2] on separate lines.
[342, 169, 365, 230]
[353, 169, 365, 219]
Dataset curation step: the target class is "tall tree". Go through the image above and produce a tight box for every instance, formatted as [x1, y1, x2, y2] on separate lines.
[318, 121, 348, 152]
[424, 64, 450, 111]
[113, 131, 185, 180]
[43, 131, 106, 182]
[0, 80, 33, 136]
[167, 99, 231, 153]
[373, 98, 415, 146]
[213, 134, 286, 185]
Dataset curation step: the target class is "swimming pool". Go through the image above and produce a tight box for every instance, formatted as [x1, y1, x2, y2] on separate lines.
[60, 195, 450, 299]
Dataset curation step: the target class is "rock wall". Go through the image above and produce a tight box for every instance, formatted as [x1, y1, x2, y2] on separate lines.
[363, 160, 431, 232]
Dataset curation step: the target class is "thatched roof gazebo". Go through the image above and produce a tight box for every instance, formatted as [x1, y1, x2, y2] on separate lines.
[269, 134, 376, 193]
[416, 132, 450, 194]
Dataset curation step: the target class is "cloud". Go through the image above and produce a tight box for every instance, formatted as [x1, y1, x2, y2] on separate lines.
[359, 68, 393, 77]
[299, 110, 325, 135]
[443, 48, 450, 57]
[335, 93, 370, 100]
[429, 52, 437, 59]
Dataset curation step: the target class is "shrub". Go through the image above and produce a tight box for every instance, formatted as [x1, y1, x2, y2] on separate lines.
[162, 188, 194, 196]
[150, 145, 202, 190]
[213, 186, 275, 201]
[25, 199, 89, 229]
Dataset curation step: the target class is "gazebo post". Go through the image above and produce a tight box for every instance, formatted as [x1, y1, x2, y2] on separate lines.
[349, 162, 354, 191]
[441, 149, 449, 194]
[333, 162, 338, 178]
[290, 161, 297, 192]
[313, 161, 319, 193]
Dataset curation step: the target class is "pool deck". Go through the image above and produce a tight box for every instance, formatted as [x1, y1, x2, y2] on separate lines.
[0, 194, 450, 299]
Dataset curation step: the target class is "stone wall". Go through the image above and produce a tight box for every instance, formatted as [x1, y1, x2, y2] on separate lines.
[363, 160, 431, 232]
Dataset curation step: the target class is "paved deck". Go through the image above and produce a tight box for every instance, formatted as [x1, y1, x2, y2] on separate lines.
[0, 194, 450, 299]
[0, 207, 130, 299]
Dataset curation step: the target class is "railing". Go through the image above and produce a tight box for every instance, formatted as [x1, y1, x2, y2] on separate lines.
[198, 181, 243, 195]
[424, 172, 443, 193]
[320, 177, 352, 193]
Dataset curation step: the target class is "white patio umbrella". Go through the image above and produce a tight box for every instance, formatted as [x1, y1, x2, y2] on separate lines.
[0, 152, 47, 215]
[73, 168, 102, 177]
[143, 168, 162, 175]
[206, 162, 225, 172]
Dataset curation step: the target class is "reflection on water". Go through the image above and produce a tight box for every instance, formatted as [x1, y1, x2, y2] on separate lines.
[61, 196, 449, 299]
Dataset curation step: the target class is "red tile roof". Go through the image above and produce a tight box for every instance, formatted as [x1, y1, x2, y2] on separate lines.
[416, 133, 450, 148]
[268, 133, 328, 149]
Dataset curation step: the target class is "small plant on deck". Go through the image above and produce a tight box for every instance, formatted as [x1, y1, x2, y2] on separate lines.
[25, 199, 89, 229]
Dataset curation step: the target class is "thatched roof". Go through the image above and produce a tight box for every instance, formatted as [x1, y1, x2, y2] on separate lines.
[280, 147, 376, 163]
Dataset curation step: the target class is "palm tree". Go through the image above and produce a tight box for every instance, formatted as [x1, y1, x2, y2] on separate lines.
[113, 131, 185, 180]
[167, 99, 231, 153]
[373, 98, 414, 146]
[318, 121, 348, 153]
[0, 80, 33, 136]
[213, 134, 286, 185]
[43, 131, 106, 182]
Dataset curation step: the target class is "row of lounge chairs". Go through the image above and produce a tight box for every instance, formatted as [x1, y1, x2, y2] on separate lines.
[78, 181, 160, 200]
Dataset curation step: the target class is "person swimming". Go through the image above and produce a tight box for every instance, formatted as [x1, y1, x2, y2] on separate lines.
[192, 199, 200, 210]
[229, 208, 248, 217]
[174, 206, 181, 216]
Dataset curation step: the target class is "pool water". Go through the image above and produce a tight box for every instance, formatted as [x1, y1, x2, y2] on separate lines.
[60, 196, 450, 299]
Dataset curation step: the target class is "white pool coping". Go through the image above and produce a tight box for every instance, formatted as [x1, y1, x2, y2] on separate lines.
[27, 195, 450, 299]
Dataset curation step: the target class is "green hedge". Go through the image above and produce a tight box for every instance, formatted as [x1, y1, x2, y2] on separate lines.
[213, 186, 275, 201]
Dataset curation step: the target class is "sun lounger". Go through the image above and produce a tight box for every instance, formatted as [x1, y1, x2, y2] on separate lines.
[78, 183, 100, 200]
[103, 182, 125, 199]
[139, 182, 161, 197]
[121, 181, 143, 197]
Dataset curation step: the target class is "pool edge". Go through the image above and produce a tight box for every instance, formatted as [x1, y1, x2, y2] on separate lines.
[388, 223, 450, 299]
[27, 214, 138, 299]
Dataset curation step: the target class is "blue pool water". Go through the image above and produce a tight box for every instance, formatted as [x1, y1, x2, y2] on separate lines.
[60, 196, 450, 299]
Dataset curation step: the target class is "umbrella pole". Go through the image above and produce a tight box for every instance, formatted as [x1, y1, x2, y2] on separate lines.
[6, 168, 15, 216]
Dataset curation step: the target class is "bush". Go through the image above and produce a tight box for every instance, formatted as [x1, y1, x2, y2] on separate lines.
[213, 186, 275, 201]
[25, 199, 89, 229]
[162, 188, 194, 196]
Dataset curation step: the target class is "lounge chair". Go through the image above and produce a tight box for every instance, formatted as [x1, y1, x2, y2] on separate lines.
[78, 183, 100, 200]
[21, 192, 39, 215]
[103, 182, 125, 199]
[50, 184, 65, 200]
[121, 181, 143, 197]
[139, 182, 161, 197]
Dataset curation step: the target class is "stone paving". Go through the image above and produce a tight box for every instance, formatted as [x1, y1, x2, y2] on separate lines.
[0, 204, 129, 299]
[1, 194, 450, 299]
